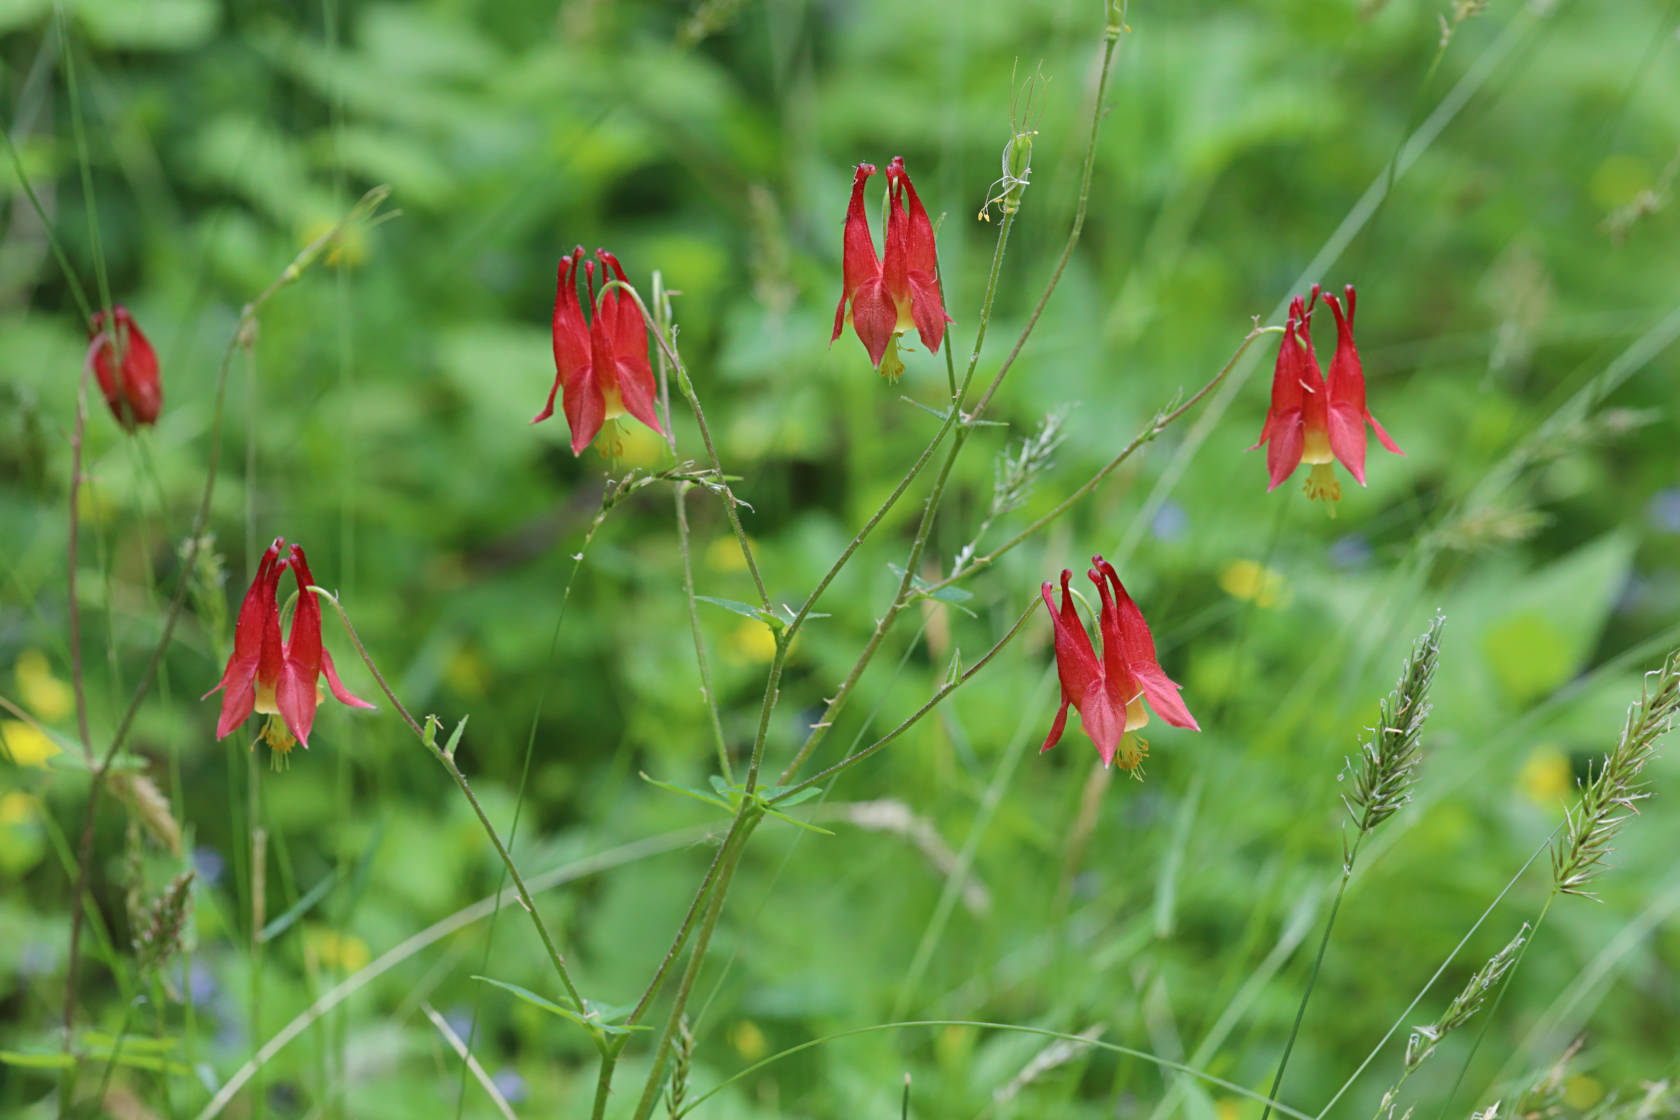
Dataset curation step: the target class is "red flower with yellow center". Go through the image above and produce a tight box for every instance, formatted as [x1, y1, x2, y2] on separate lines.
[203, 539, 374, 757]
[831, 157, 951, 381]
[1041, 556, 1198, 772]
[1249, 284, 1402, 504]
[533, 246, 664, 456]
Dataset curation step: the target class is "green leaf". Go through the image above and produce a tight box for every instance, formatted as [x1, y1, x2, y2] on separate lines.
[926, 585, 973, 604]
[769, 786, 823, 808]
[763, 807, 834, 835]
[695, 596, 784, 631]
[442, 715, 469, 759]
[471, 976, 645, 1036]
[639, 772, 731, 812]
[0, 1051, 76, 1071]
[259, 870, 340, 944]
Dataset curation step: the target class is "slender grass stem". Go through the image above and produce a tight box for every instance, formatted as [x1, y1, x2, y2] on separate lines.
[1259, 836, 1362, 1120]
[311, 590, 589, 1018]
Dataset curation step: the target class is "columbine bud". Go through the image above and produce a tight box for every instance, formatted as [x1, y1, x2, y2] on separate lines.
[88, 306, 162, 430]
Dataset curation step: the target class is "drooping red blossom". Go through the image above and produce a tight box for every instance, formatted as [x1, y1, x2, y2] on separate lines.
[830, 157, 951, 379]
[1248, 284, 1402, 504]
[88, 306, 162, 429]
[203, 539, 374, 754]
[533, 246, 664, 456]
[1041, 556, 1198, 771]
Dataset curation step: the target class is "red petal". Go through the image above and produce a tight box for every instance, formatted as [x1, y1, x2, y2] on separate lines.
[881, 171, 910, 308]
[891, 159, 940, 280]
[321, 649, 377, 710]
[1368, 409, 1403, 455]
[1323, 288, 1366, 416]
[205, 539, 284, 739]
[1041, 698, 1071, 754]
[850, 278, 897, 369]
[277, 545, 325, 749]
[615, 355, 665, 436]
[1135, 663, 1199, 731]
[1327, 401, 1368, 485]
[907, 271, 949, 355]
[1042, 573, 1101, 703]
[1264, 411, 1305, 491]
[840, 164, 880, 301]
[548, 249, 590, 414]
[1079, 676, 1130, 768]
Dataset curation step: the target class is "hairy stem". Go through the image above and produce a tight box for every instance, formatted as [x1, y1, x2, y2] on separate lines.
[631, 812, 759, 1120]
[312, 590, 588, 1016]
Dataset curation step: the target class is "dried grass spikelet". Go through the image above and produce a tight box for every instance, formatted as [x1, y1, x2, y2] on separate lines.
[1342, 613, 1445, 842]
[110, 770, 181, 858]
[133, 870, 196, 975]
[1551, 649, 1680, 898]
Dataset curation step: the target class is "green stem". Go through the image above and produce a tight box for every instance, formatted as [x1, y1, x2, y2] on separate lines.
[931, 326, 1276, 592]
[770, 598, 1035, 803]
[589, 1044, 623, 1120]
[1431, 891, 1556, 1120]
[313, 591, 589, 1017]
[630, 812, 760, 1120]
[1260, 835, 1364, 1120]
[676, 484, 734, 783]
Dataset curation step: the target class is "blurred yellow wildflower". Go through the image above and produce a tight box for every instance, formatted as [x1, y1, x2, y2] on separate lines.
[305, 926, 371, 972]
[0, 790, 39, 826]
[1218, 560, 1290, 608]
[1565, 1075, 1604, 1110]
[15, 650, 73, 722]
[706, 535, 755, 574]
[728, 1020, 767, 1061]
[1, 720, 61, 767]
[1518, 746, 1572, 805]
[724, 620, 778, 665]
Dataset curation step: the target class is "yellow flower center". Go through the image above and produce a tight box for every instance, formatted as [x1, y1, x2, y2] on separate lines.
[1303, 462, 1341, 508]
[259, 715, 296, 769]
[1302, 426, 1333, 464]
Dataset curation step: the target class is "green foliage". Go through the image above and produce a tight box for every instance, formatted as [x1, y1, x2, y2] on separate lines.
[3, 0, 1680, 1117]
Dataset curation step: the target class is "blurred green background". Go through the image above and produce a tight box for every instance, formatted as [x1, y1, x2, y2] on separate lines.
[4, 0, 1680, 1116]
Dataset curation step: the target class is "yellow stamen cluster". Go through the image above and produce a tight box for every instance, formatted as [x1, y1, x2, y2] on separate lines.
[1303, 462, 1341, 508]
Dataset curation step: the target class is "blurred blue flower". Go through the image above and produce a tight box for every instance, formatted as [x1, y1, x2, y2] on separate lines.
[492, 1069, 527, 1104]
[1648, 489, 1680, 534]
[1151, 500, 1189, 541]
[192, 846, 225, 887]
[1329, 533, 1371, 569]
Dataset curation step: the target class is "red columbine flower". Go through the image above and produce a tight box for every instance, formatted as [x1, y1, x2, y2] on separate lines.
[1249, 284, 1402, 504]
[830, 157, 951, 381]
[88, 306, 162, 430]
[203, 539, 374, 758]
[533, 246, 664, 456]
[1041, 556, 1198, 772]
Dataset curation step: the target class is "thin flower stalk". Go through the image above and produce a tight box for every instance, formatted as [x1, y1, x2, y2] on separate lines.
[932, 324, 1278, 594]
[311, 588, 589, 1021]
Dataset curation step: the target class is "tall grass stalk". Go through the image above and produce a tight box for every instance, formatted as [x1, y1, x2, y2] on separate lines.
[1259, 615, 1444, 1120]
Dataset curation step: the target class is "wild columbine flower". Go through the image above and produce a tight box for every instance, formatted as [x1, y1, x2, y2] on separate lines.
[1249, 284, 1402, 505]
[88, 306, 162, 430]
[1041, 556, 1198, 772]
[203, 538, 373, 759]
[533, 246, 664, 456]
[831, 157, 951, 381]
